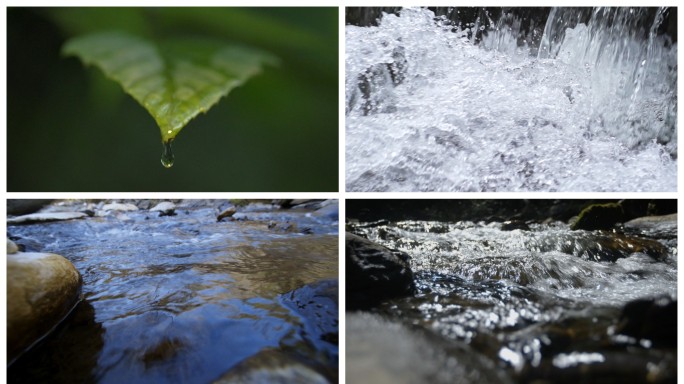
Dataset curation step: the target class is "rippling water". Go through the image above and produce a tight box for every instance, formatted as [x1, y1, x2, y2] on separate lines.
[8, 202, 338, 383]
[350, 218, 676, 381]
[346, 7, 676, 191]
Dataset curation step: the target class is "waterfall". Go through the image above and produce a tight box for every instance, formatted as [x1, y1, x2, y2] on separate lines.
[346, 7, 677, 192]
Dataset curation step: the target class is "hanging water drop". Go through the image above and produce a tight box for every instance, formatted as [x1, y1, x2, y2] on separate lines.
[161, 140, 174, 168]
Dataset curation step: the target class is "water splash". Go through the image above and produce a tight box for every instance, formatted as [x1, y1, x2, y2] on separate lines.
[346, 7, 676, 192]
[161, 139, 174, 168]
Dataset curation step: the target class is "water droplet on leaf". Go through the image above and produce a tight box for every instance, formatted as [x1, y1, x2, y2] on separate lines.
[161, 140, 175, 168]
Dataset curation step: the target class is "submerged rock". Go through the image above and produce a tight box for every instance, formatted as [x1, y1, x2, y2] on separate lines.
[213, 349, 330, 384]
[7, 211, 87, 225]
[346, 233, 415, 309]
[7, 252, 82, 365]
[554, 232, 670, 262]
[280, 280, 339, 352]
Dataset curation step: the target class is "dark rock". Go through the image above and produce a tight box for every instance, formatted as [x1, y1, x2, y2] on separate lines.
[7, 199, 53, 215]
[571, 203, 625, 231]
[615, 296, 676, 348]
[217, 207, 237, 222]
[346, 233, 415, 310]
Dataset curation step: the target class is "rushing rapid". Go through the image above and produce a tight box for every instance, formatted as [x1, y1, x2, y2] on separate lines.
[349, 217, 677, 382]
[346, 7, 676, 191]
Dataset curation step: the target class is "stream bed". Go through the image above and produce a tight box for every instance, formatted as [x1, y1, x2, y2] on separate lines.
[7, 200, 339, 384]
[347, 215, 676, 383]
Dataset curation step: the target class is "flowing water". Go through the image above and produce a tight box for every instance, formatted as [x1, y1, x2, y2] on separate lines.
[346, 7, 676, 191]
[7, 201, 338, 383]
[348, 218, 676, 382]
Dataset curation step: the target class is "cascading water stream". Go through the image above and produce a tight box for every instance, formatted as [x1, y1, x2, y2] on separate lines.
[346, 7, 676, 192]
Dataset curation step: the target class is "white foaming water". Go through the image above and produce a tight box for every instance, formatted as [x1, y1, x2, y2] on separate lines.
[346, 7, 676, 191]
[360, 221, 677, 307]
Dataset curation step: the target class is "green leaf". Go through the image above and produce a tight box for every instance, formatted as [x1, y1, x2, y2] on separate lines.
[62, 31, 278, 143]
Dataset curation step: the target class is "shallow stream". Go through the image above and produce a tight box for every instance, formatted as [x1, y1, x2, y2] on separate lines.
[8, 200, 339, 383]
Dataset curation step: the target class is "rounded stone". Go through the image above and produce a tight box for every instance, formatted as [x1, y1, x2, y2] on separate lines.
[7, 252, 82, 364]
[346, 233, 414, 309]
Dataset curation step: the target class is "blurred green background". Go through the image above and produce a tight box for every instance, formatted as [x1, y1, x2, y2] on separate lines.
[8, 7, 338, 191]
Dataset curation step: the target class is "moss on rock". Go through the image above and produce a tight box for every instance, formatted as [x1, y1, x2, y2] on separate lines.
[571, 203, 625, 231]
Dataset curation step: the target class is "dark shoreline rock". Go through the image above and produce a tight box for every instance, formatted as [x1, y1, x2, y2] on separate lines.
[7, 199, 54, 215]
[346, 233, 415, 310]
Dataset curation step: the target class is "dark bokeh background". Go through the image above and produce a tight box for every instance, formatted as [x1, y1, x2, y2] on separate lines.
[8, 7, 338, 191]
[346, 199, 677, 223]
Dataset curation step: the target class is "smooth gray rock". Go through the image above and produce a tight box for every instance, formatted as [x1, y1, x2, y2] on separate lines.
[150, 201, 176, 216]
[8, 212, 87, 225]
[624, 213, 677, 239]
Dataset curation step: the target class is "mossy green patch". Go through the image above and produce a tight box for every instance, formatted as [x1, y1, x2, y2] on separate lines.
[571, 203, 626, 231]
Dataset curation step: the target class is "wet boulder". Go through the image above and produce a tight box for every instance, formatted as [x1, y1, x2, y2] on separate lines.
[346, 233, 415, 309]
[7, 211, 87, 225]
[615, 296, 676, 348]
[213, 349, 331, 384]
[7, 251, 82, 364]
[554, 232, 669, 262]
[571, 203, 625, 231]
[623, 213, 677, 239]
